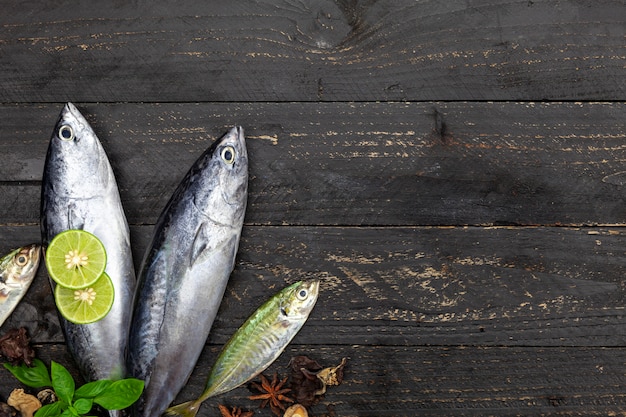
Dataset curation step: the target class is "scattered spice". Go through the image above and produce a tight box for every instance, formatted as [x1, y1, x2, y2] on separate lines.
[283, 404, 308, 417]
[218, 404, 254, 417]
[249, 372, 294, 416]
[0, 402, 16, 417]
[319, 404, 337, 417]
[288, 355, 323, 407]
[0, 328, 35, 366]
[36, 388, 57, 406]
[288, 355, 348, 407]
[7, 389, 41, 417]
[314, 357, 347, 395]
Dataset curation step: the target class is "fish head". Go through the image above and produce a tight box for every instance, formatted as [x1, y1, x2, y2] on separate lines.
[44, 102, 112, 200]
[279, 280, 320, 321]
[0, 244, 41, 290]
[194, 126, 249, 224]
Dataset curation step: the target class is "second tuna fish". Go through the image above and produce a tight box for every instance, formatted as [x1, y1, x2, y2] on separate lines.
[40, 103, 136, 417]
[128, 126, 249, 417]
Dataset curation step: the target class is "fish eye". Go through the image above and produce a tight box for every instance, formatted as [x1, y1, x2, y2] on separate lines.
[58, 125, 74, 141]
[296, 289, 308, 301]
[15, 255, 28, 266]
[220, 146, 235, 165]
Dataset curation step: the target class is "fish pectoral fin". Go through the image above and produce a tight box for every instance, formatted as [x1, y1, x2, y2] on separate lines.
[190, 222, 239, 269]
[189, 222, 209, 266]
[0, 286, 10, 302]
[67, 201, 85, 230]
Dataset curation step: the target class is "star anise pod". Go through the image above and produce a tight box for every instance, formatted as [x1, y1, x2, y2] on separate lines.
[249, 372, 294, 416]
[0, 327, 35, 366]
[218, 404, 254, 417]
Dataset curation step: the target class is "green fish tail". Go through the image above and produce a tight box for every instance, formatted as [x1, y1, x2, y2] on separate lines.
[164, 400, 201, 417]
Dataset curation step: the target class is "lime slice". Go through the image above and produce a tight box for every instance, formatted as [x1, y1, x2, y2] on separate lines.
[45, 229, 107, 289]
[54, 272, 115, 324]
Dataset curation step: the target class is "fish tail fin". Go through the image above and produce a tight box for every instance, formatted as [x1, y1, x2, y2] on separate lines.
[164, 400, 201, 417]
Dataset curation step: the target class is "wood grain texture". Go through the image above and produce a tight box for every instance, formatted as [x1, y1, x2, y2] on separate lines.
[1, 0, 625, 415]
[0, 0, 624, 102]
[2, 344, 626, 417]
[2, 225, 624, 349]
[1, 102, 625, 226]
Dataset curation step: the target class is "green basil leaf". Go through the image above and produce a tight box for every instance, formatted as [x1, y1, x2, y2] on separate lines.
[73, 398, 93, 414]
[4, 358, 52, 388]
[93, 378, 144, 410]
[74, 380, 112, 399]
[60, 408, 74, 417]
[51, 361, 75, 405]
[35, 401, 65, 417]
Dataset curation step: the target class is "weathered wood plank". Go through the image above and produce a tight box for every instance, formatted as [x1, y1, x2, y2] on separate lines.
[0, 0, 624, 102]
[178, 345, 626, 417]
[2, 344, 626, 416]
[1, 102, 625, 226]
[1, 225, 624, 347]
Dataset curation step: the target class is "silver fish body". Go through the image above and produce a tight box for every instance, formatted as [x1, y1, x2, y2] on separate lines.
[40, 103, 136, 402]
[0, 244, 41, 327]
[128, 127, 248, 417]
[165, 280, 320, 417]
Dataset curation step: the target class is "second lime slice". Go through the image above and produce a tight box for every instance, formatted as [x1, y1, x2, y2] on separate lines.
[54, 272, 115, 324]
[46, 229, 107, 289]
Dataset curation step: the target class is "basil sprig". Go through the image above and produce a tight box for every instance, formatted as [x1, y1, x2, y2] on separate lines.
[3, 359, 143, 417]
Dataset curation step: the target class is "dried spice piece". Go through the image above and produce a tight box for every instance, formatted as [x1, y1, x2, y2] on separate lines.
[288, 356, 324, 407]
[7, 388, 41, 417]
[288, 356, 348, 407]
[0, 402, 16, 417]
[36, 388, 57, 406]
[218, 404, 254, 417]
[319, 404, 337, 417]
[315, 357, 347, 395]
[283, 404, 308, 417]
[0, 328, 35, 366]
[249, 372, 294, 416]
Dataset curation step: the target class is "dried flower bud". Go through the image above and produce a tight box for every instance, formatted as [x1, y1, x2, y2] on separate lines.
[7, 389, 41, 417]
[283, 404, 308, 417]
[315, 357, 348, 395]
[36, 388, 57, 406]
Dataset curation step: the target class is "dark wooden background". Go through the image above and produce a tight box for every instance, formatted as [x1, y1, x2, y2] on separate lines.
[1, 1, 626, 416]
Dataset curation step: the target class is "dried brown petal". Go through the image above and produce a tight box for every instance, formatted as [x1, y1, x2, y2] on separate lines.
[7, 389, 41, 417]
[288, 356, 324, 407]
[0, 328, 35, 366]
[289, 356, 323, 375]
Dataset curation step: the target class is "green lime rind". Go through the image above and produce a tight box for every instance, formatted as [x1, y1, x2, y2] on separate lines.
[54, 272, 115, 325]
[45, 229, 107, 290]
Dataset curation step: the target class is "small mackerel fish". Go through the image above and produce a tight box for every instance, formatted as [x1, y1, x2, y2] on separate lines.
[0, 244, 41, 327]
[40, 103, 136, 417]
[166, 280, 320, 417]
[128, 127, 248, 417]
